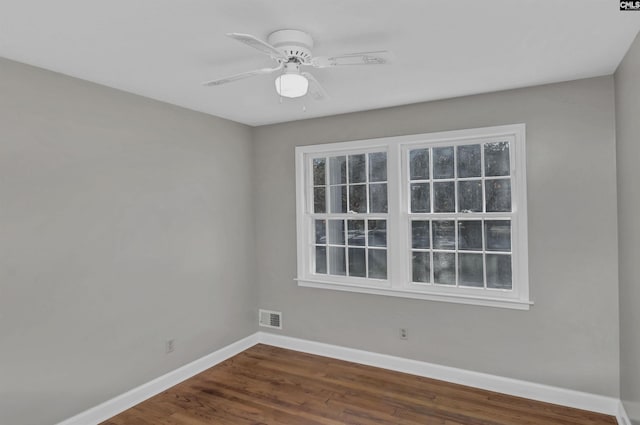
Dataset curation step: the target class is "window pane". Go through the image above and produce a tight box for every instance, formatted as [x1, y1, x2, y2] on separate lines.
[485, 142, 510, 177]
[368, 249, 387, 279]
[410, 149, 429, 180]
[412, 251, 430, 283]
[313, 187, 326, 213]
[348, 154, 366, 183]
[330, 185, 347, 213]
[458, 180, 482, 213]
[433, 147, 454, 179]
[349, 184, 367, 213]
[369, 152, 387, 182]
[457, 144, 481, 178]
[329, 156, 346, 184]
[458, 253, 484, 287]
[432, 220, 455, 250]
[329, 246, 346, 275]
[485, 179, 511, 212]
[485, 220, 511, 252]
[347, 220, 365, 246]
[328, 220, 345, 245]
[486, 254, 512, 289]
[313, 158, 326, 186]
[433, 252, 455, 285]
[369, 183, 388, 213]
[410, 183, 430, 213]
[315, 220, 326, 244]
[315, 246, 327, 274]
[368, 220, 387, 247]
[348, 248, 366, 277]
[411, 220, 430, 249]
[458, 220, 482, 251]
[433, 181, 455, 213]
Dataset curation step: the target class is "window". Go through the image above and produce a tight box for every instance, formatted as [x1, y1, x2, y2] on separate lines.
[311, 151, 389, 280]
[295, 124, 530, 310]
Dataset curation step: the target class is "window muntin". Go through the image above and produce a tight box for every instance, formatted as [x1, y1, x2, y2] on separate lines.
[405, 139, 515, 292]
[310, 150, 389, 282]
[296, 125, 529, 310]
[409, 218, 512, 287]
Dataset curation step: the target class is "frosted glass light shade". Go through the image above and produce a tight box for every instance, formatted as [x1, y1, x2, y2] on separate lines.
[275, 73, 309, 98]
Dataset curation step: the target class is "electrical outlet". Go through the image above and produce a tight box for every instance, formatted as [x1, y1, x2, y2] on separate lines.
[165, 339, 175, 354]
[400, 328, 408, 340]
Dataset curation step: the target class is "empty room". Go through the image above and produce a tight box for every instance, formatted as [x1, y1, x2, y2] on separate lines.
[2, 1, 640, 424]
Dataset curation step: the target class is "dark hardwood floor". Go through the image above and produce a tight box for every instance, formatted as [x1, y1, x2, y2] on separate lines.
[102, 344, 618, 425]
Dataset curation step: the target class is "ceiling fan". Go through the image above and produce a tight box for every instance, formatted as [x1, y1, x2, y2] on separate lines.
[202, 29, 392, 100]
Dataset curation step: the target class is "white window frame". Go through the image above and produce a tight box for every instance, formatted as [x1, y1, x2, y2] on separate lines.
[295, 124, 531, 310]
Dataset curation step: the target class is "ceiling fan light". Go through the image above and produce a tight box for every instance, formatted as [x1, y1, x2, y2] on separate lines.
[275, 73, 309, 98]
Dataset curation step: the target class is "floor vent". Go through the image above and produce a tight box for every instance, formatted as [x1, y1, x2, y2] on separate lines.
[259, 309, 282, 329]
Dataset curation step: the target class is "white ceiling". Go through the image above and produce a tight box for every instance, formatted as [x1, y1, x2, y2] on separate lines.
[1, 0, 639, 126]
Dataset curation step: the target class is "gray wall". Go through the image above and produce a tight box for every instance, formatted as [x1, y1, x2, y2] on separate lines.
[0, 58, 256, 425]
[616, 32, 640, 424]
[253, 76, 620, 397]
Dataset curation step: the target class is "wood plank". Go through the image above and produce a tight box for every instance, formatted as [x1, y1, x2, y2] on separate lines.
[101, 344, 618, 425]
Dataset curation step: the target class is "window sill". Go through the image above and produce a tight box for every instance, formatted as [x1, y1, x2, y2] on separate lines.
[295, 278, 532, 310]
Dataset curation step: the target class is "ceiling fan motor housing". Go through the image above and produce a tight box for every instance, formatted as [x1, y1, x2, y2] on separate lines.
[268, 29, 314, 63]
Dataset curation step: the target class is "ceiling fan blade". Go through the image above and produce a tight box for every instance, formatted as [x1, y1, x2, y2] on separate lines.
[311, 50, 392, 68]
[302, 72, 328, 101]
[226, 33, 287, 60]
[202, 65, 282, 86]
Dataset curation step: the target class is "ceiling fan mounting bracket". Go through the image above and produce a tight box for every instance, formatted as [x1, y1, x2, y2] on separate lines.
[282, 62, 301, 74]
[267, 29, 314, 63]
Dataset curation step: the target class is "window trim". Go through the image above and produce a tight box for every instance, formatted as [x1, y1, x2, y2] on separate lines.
[295, 124, 531, 310]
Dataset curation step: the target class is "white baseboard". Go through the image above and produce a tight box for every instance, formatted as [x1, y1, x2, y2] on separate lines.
[257, 332, 620, 417]
[56, 331, 624, 424]
[56, 333, 259, 425]
[618, 401, 633, 425]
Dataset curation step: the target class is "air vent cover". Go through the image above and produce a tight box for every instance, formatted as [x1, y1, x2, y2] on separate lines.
[259, 309, 282, 329]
